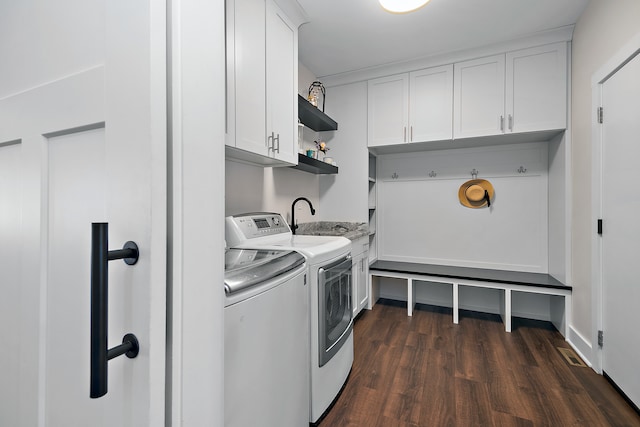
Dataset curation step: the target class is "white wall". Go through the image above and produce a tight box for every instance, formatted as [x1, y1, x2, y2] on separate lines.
[298, 62, 317, 99]
[225, 160, 320, 225]
[570, 0, 640, 346]
[376, 142, 550, 272]
[318, 81, 369, 223]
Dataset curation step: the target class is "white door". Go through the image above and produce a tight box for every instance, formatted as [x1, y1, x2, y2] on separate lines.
[0, 0, 166, 425]
[601, 51, 640, 408]
[409, 64, 453, 143]
[453, 54, 505, 139]
[367, 73, 409, 147]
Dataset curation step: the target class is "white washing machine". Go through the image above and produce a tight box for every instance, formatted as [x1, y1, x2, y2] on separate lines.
[226, 213, 354, 424]
[224, 248, 309, 427]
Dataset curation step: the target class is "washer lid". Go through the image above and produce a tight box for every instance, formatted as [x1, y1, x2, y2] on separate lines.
[224, 248, 305, 294]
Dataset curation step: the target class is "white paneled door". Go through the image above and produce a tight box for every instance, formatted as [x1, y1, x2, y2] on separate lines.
[0, 1, 166, 426]
[601, 52, 640, 409]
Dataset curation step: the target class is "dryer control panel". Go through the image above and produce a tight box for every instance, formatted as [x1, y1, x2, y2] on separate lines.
[226, 213, 290, 245]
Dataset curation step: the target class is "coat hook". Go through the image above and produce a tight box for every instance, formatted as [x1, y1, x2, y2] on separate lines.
[428, 170, 437, 178]
[518, 166, 527, 174]
[470, 169, 478, 179]
[391, 172, 399, 179]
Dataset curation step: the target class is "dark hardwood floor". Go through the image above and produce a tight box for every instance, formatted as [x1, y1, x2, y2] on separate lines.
[318, 299, 640, 427]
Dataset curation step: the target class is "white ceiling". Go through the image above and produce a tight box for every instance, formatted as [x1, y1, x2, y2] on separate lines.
[297, 0, 589, 78]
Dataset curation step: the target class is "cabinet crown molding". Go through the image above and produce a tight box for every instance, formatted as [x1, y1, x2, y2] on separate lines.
[321, 25, 573, 88]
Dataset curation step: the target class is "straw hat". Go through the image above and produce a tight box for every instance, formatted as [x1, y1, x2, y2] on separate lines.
[458, 179, 494, 208]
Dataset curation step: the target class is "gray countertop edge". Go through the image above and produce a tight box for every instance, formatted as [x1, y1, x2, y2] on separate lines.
[295, 221, 369, 241]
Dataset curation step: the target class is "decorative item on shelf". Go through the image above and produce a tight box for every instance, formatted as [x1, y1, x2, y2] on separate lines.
[315, 140, 329, 159]
[308, 81, 326, 112]
[459, 179, 494, 209]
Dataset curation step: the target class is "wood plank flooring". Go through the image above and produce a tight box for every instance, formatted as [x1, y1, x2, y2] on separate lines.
[318, 299, 640, 427]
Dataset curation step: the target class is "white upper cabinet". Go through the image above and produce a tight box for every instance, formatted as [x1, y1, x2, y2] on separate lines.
[266, 0, 297, 164]
[505, 43, 567, 133]
[409, 65, 454, 142]
[454, 42, 567, 139]
[453, 54, 506, 138]
[226, 0, 299, 166]
[227, 0, 266, 156]
[368, 64, 453, 147]
[367, 74, 409, 147]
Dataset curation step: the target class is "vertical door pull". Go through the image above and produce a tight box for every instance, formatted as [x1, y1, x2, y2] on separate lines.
[90, 222, 140, 399]
[274, 133, 280, 153]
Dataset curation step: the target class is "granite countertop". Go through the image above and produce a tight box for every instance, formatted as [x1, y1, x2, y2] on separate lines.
[295, 221, 368, 241]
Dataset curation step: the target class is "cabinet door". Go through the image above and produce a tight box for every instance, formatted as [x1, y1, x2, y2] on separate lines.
[229, 0, 267, 155]
[266, 0, 297, 165]
[453, 54, 505, 139]
[352, 257, 360, 317]
[357, 251, 369, 312]
[505, 43, 567, 133]
[409, 64, 453, 142]
[368, 74, 409, 147]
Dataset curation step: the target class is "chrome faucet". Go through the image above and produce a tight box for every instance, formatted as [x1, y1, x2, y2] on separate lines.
[291, 197, 315, 234]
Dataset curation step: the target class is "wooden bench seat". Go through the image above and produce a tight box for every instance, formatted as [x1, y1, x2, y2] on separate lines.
[368, 260, 572, 336]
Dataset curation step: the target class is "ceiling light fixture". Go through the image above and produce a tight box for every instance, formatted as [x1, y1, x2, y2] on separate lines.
[379, 0, 430, 14]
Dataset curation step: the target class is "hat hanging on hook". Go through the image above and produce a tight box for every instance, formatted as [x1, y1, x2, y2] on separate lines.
[458, 179, 494, 208]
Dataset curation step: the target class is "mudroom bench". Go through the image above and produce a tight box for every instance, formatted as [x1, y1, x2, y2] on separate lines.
[368, 260, 572, 336]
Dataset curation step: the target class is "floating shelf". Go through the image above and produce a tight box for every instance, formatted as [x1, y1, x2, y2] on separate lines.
[298, 95, 338, 131]
[291, 154, 339, 175]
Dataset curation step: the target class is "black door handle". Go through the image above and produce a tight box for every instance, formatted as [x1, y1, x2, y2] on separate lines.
[90, 222, 140, 399]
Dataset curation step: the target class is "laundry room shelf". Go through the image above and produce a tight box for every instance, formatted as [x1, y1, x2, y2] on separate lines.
[298, 95, 338, 131]
[291, 154, 339, 174]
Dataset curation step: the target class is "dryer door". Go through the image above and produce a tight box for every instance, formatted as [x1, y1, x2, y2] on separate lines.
[318, 255, 353, 367]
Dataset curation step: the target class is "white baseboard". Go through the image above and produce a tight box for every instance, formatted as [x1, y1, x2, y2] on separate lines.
[567, 325, 593, 368]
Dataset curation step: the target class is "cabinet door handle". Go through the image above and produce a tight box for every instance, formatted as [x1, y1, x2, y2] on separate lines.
[274, 133, 280, 153]
[90, 223, 140, 398]
[508, 114, 513, 131]
[410, 126, 413, 142]
[500, 115, 504, 132]
[403, 126, 407, 142]
[267, 133, 273, 150]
